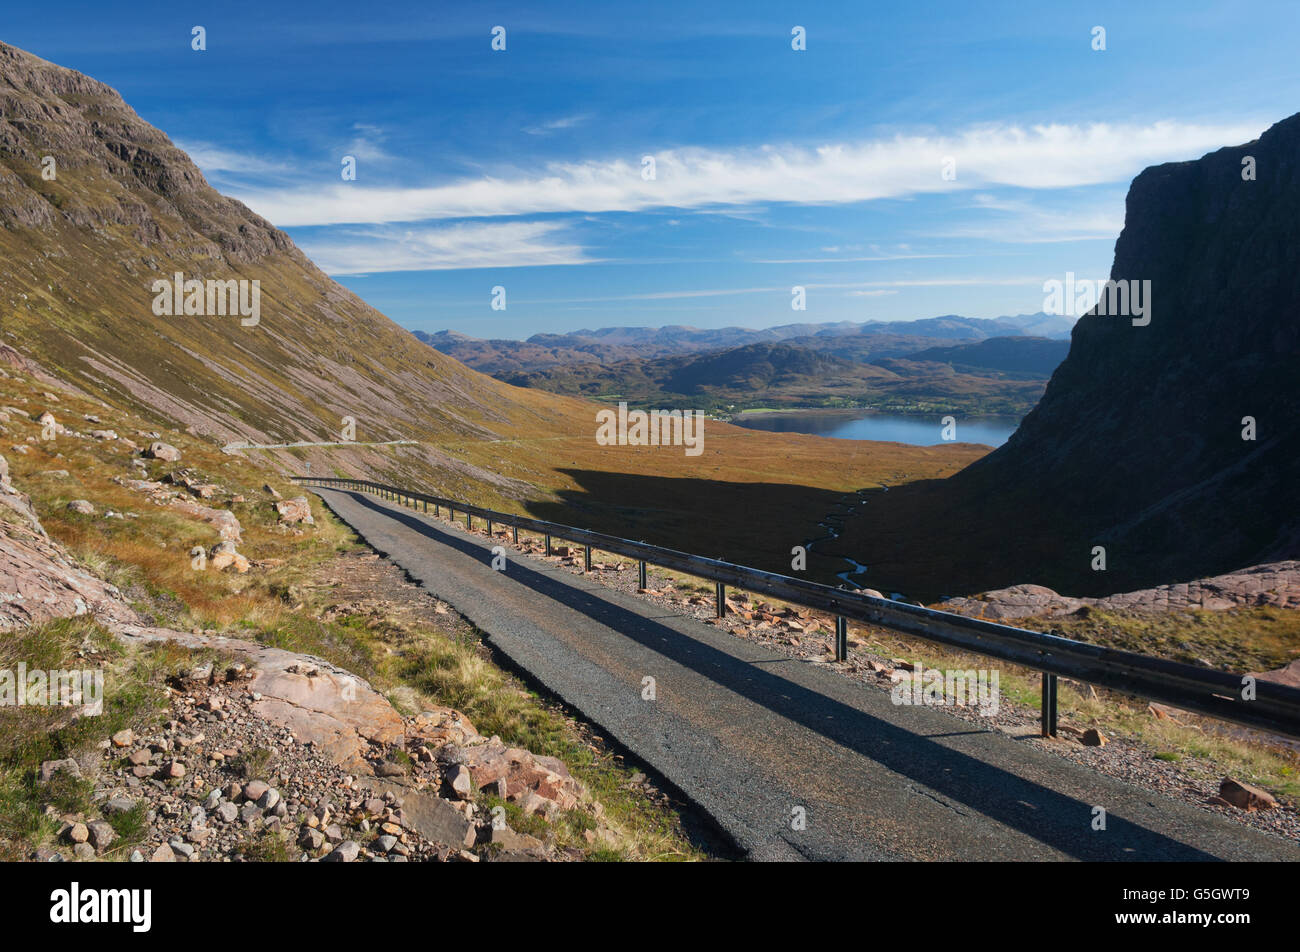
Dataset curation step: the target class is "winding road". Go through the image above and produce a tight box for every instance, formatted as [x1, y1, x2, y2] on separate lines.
[313, 487, 1300, 862]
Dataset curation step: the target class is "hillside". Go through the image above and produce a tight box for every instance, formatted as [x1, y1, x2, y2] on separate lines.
[884, 336, 1070, 379]
[504, 340, 1052, 416]
[0, 40, 986, 579]
[828, 112, 1300, 599]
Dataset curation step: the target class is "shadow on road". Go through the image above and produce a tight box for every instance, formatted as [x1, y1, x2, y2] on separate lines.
[336, 489, 1227, 862]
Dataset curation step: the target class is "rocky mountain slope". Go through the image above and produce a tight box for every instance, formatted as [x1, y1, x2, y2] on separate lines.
[830, 111, 1300, 598]
[0, 43, 574, 451]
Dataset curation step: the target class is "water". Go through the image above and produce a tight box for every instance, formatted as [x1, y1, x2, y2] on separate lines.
[732, 410, 1018, 446]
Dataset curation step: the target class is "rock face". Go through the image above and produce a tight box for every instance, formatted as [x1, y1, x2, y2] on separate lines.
[836, 112, 1300, 599]
[968, 114, 1300, 592]
[0, 474, 137, 630]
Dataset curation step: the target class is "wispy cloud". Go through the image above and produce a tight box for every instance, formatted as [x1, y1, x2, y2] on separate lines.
[344, 123, 393, 164]
[752, 252, 973, 264]
[931, 193, 1125, 243]
[523, 113, 592, 136]
[530, 276, 1046, 304]
[232, 119, 1266, 227]
[177, 142, 293, 176]
[301, 221, 593, 274]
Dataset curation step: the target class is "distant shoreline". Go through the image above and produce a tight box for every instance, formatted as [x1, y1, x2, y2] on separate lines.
[730, 407, 1021, 423]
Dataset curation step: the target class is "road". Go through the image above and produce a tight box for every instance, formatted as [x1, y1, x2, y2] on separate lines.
[314, 487, 1300, 862]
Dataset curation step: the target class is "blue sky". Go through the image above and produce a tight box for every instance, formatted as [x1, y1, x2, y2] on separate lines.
[6, 2, 1297, 338]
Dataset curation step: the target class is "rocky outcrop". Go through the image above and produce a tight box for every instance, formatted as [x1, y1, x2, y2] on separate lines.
[116, 625, 405, 772]
[0, 463, 137, 630]
[274, 496, 314, 526]
[944, 560, 1300, 620]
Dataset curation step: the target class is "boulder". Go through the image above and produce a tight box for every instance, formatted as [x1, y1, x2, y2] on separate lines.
[38, 758, 81, 782]
[321, 840, 361, 862]
[275, 496, 314, 526]
[1218, 777, 1277, 812]
[146, 442, 181, 462]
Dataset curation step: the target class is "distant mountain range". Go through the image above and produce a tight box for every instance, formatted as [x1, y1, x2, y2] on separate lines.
[413, 312, 1074, 375]
[413, 315, 1073, 415]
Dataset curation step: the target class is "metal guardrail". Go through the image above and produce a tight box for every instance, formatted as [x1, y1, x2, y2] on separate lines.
[294, 476, 1300, 741]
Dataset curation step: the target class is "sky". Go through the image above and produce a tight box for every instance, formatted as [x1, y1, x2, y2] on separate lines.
[5, 2, 1297, 338]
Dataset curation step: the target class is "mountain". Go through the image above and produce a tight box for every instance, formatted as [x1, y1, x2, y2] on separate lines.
[413, 313, 1074, 377]
[882, 336, 1071, 378]
[505, 340, 1053, 416]
[828, 113, 1300, 599]
[0, 40, 987, 577]
[0, 42, 575, 456]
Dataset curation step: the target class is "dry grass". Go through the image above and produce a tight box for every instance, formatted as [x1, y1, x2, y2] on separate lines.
[0, 373, 707, 860]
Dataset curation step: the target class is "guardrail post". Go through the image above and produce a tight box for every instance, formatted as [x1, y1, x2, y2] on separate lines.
[423, 500, 428, 513]
[487, 519, 493, 537]
[584, 545, 592, 572]
[835, 616, 848, 661]
[1041, 674, 1058, 737]
[638, 560, 647, 589]
[467, 512, 473, 530]
[435, 504, 440, 517]
[545, 535, 552, 556]
[715, 582, 726, 618]
[513, 526, 519, 545]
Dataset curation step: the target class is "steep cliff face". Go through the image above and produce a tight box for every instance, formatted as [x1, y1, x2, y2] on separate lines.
[833, 113, 1300, 598]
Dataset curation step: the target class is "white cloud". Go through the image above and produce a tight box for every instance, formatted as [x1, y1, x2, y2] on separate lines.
[231, 119, 1267, 227]
[752, 252, 972, 264]
[524, 113, 592, 136]
[344, 123, 393, 164]
[178, 142, 293, 176]
[301, 221, 593, 274]
[932, 193, 1125, 243]
[532, 276, 1046, 304]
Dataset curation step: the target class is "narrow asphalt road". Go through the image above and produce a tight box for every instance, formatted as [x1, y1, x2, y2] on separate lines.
[315, 488, 1300, 862]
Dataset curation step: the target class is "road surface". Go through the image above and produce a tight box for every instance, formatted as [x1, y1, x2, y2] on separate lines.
[314, 487, 1300, 862]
